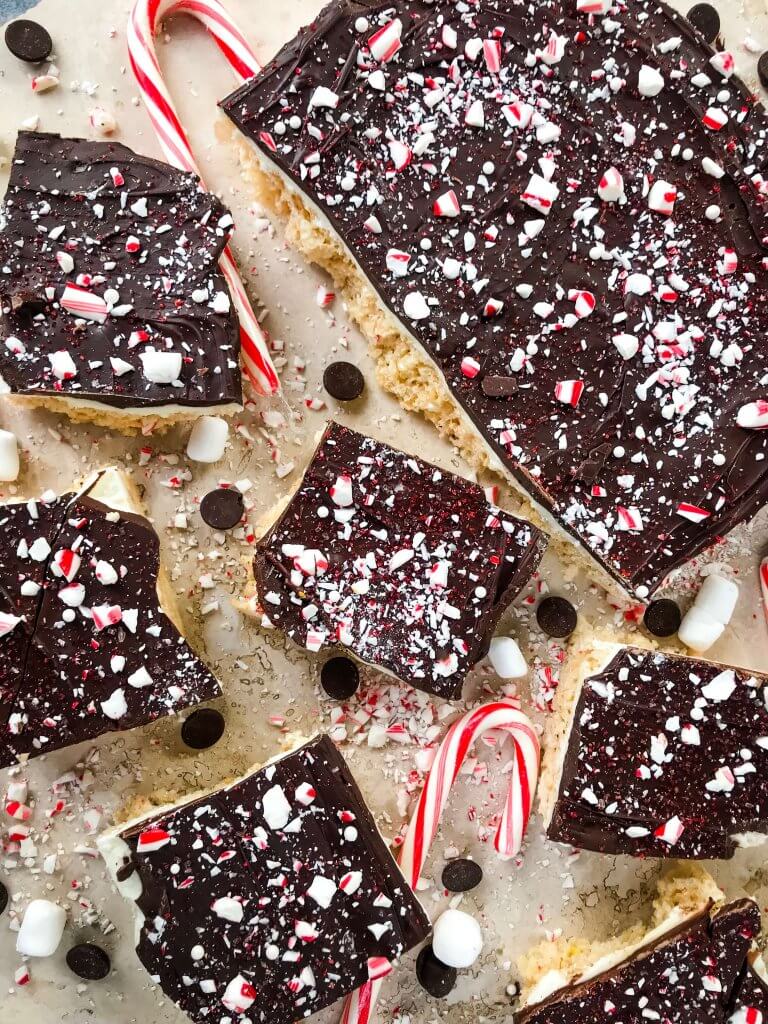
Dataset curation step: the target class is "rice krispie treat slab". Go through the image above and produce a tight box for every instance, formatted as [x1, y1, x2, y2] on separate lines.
[516, 867, 766, 1024]
[539, 640, 768, 860]
[0, 132, 242, 432]
[0, 467, 221, 766]
[222, 0, 768, 602]
[98, 734, 430, 1024]
[249, 421, 546, 699]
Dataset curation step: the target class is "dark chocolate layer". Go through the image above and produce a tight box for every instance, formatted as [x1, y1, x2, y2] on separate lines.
[0, 132, 241, 411]
[253, 421, 545, 698]
[223, 0, 768, 599]
[105, 735, 430, 1024]
[0, 475, 221, 765]
[517, 899, 763, 1024]
[548, 646, 768, 859]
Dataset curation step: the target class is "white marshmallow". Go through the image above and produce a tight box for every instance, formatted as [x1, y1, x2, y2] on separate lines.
[16, 900, 67, 957]
[0, 429, 20, 481]
[186, 416, 229, 463]
[678, 574, 739, 653]
[488, 637, 528, 679]
[432, 908, 483, 969]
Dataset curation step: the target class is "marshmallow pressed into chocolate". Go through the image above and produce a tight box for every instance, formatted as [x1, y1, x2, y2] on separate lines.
[251, 422, 546, 699]
[517, 898, 766, 1024]
[0, 132, 241, 421]
[98, 735, 430, 1024]
[222, 0, 768, 600]
[544, 642, 768, 859]
[0, 469, 221, 766]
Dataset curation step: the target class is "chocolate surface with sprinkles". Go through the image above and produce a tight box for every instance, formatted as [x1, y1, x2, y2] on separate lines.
[223, 0, 768, 600]
[252, 421, 546, 699]
[98, 735, 430, 1024]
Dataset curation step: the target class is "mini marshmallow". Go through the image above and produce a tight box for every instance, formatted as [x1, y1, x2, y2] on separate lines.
[16, 900, 67, 957]
[678, 574, 739, 653]
[488, 637, 528, 679]
[0, 429, 20, 481]
[432, 908, 483, 969]
[186, 416, 229, 463]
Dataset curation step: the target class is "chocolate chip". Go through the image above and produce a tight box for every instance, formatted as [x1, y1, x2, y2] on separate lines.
[66, 943, 111, 981]
[481, 375, 518, 398]
[5, 19, 52, 63]
[441, 858, 483, 893]
[181, 708, 226, 750]
[0, 881, 7, 916]
[200, 488, 244, 530]
[320, 656, 360, 700]
[643, 598, 682, 638]
[323, 361, 365, 401]
[536, 595, 577, 638]
[760, 52, 768, 90]
[417, 944, 457, 998]
[686, 4, 720, 42]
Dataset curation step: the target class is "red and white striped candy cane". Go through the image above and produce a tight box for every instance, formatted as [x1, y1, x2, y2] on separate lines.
[341, 699, 540, 1024]
[128, 0, 280, 396]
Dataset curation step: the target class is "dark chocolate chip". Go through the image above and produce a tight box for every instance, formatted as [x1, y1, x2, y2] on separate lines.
[643, 598, 682, 638]
[66, 943, 111, 981]
[416, 945, 457, 998]
[441, 858, 483, 893]
[5, 20, 52, 63]
[200, 488, 244, 530]
[181, 708, 225, 750]
[686, 4, 720, 42]
[760, 52, 768, 90]
[0, 881, 7, 915]
[536, 595, 578, 638]
[481, 375, 518, 398]
[320, 656, 360, 700]
[323, 361, 365, 401]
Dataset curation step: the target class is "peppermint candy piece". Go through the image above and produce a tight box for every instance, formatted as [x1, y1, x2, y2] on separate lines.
[676, 503, 711, 523]
[221, 975, 256, 1014]
[648, 180, 677, 215]
[598, 167, 624, 202]
[368, 18, 402, 62]
[638, 64, 664, 96]
[654, 815, 684, 845]
[432, 189, 460, 217]
[555, 380, 584, 406]
[737, 401, 768, 429]
[521, 174, 559, 215]
[0, 612, 23, 637]
[60, 283, 108, 323]
[136, 827, 172, 853]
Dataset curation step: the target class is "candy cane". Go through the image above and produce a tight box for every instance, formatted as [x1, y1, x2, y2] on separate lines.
[127, 0, 280, 396]
[760, 556, 768, 628]
[341, 699, 540, 1024]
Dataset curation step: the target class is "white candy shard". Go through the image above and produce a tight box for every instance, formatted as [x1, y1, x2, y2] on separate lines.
[488, 636, 528, 679]
[0, 429, 20, 481]
[262, 784, 291, 830]
[403, 291, 430, 320]
[16, 900, 67, 957]
[432, 908, 483, 968]
[89, 106, 117, 135]
[212, 897, 244, 922]
[737, 400, 768, 429]
[186, 416, 229, 463]
[638, 64, 664, 97]
[597, 167, 624, 202]
[100, 688, 127, 720]
[139, 349, 182, 385]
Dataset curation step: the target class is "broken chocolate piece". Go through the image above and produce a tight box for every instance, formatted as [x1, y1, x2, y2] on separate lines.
[98, 735, 430, 1024]
[0, 469, 221, 766]
[481, 376, 518, 399]
[417, 944, 457, 998]
[542, 641, 768, 859]
[320, 656, 360, 700]
[66, 943, 111, 981]
[251, 422, 546, 699]
[222, 0, 768, 601]
[180, 708, 226, 750]
[0, 132, 241, 427]
[0, 881, 7, 915]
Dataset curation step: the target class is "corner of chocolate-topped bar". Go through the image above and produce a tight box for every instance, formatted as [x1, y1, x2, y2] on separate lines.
[515, 870, 765, 1024]
[244, 420, 545, 698]
[98, 733, 430, 1024]
[0, 466, 221, 767]
[221, 0, 768, 603]
[0, 131, 242, 432]
[539, 638, 768, 860]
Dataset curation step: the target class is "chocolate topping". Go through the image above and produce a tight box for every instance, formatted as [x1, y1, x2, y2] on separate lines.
[107, 735, 430, 1024]
[199, 488, 244, 530]
[548, 646, 768, 859]
[223, 0, 768, 599]
[516, 899, 763, 1024]
[0, 473, 221, 766]
[4, 19, 52, 63]
[0, 132, 241, 413]
[253, 422, 545, 699]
